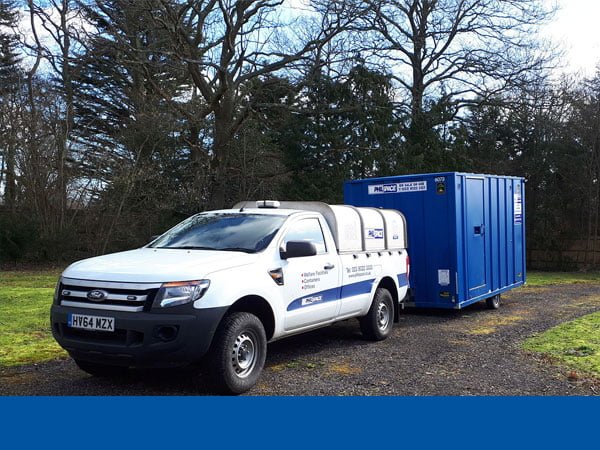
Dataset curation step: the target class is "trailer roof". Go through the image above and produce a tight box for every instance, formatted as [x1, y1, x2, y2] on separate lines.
[345, 172, 525, 184]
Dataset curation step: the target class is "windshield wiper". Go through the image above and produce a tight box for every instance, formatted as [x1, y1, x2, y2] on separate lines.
[153, 245, 255, 253]
[156, 246, 219, 250]
[218, 247, 256, 253]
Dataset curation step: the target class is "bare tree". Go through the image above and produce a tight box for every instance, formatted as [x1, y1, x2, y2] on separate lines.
[0, 0, 22, 210]
[364, 0, 555, 132]
[147, 0, 359, 207]
[567, 72, 600, 267]
[26, 0, 80, 227]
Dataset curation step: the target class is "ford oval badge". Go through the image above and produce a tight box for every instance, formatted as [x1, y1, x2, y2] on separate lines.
[87, 289, 108, 302]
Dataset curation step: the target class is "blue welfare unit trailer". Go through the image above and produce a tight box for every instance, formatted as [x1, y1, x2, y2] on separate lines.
[344, 172, 525, 309]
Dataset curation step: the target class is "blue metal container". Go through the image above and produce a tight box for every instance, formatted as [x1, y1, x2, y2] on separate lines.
[344, 172, 525, 309]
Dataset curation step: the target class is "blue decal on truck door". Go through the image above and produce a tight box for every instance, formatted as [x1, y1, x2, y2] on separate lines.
[287, 275, 409, 311]
[287, 285, 340, 311]
[288, 279, 374, 311]
[339, 279, 375, 299]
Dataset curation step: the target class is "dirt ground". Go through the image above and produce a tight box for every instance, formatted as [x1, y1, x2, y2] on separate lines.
[2, 283, 600, 396]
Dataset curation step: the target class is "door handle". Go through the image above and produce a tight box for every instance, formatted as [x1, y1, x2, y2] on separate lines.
[324, 263, 335, 270]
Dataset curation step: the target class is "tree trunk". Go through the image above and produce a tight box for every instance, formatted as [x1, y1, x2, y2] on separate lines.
[58, 0, 73, 230]
[409, 66, 425, 144]
[593, 104, 600, 267]
[411, 66, 424, 126]
[209, 94, 235, 209]
[4, 143, 16, 212]
[408, 0, 427, 150]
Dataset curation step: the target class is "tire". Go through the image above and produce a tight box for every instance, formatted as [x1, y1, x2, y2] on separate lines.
[486, 294, 501, 310]
[74, 359, 128, 378]
[360, 288, 394, 341]
[207, 312, 267, 395]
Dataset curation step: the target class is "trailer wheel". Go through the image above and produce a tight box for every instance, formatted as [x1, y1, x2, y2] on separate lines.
[207, 312, 267, 395]
[360, 288, 394, 341]
[486, 295, 501, 310]
[74, 359, 127, 378]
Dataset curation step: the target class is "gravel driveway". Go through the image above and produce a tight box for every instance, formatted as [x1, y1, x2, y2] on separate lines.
[2, 283, 600, 396]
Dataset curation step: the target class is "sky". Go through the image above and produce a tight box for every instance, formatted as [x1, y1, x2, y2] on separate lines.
[542, 0, 600, 76]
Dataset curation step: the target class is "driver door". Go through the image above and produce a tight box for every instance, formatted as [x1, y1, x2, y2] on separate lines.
[280, 217, 341, 331]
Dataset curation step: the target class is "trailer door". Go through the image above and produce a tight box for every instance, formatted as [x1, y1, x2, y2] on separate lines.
[465, 177, 489, 297]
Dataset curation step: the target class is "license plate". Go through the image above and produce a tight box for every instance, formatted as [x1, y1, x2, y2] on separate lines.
[68, 313, 115, 332]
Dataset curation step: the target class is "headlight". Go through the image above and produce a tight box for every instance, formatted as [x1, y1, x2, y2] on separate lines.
[153, 280, 210, 308]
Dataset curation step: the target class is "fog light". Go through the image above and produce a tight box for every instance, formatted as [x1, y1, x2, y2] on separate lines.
[155, 326, 178, 342]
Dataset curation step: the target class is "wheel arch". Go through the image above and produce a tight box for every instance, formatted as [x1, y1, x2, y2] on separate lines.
[227, 295, 276, 340]
[376, 276, 400, 323]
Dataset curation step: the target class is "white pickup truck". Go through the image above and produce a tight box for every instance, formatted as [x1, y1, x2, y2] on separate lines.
[51, 201, 409, 393]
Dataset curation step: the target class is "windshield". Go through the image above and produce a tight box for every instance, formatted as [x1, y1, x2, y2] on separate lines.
[149, 213, 286, 253]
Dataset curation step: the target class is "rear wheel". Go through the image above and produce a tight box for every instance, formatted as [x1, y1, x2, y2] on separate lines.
[486, 294, 501, 310]
[360, 288, 394, 341]
[207, 312, 267, 395]
[74, 359, 128, 378]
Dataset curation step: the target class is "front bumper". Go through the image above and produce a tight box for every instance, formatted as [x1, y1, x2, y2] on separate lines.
[51, 304, 228, 368]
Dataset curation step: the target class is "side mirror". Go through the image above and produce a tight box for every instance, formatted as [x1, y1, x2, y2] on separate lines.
[280, 241, 317, 260]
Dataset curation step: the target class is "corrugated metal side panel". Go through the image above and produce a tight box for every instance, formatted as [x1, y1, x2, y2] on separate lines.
[521, 179, 527, 282]
[483, 176, 514, 296]
[454, 175, 466, 302]
[513, 178, 526, 285]
[489, 177, 501, 292]
[455, 174, 468, 303]
[422, 173, 456, 308]
[456, 174, 526, 308]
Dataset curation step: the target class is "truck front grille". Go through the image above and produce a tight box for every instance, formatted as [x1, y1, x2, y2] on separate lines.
[59, 278, 162, 312]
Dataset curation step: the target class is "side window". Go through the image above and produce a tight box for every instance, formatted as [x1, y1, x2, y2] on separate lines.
[283, 218, 327, 254]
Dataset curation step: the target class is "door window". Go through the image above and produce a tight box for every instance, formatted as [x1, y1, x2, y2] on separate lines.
[282, 218, 327, 254]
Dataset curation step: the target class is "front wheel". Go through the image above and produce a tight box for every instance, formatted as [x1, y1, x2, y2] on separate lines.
[207, 312, 267, 395]
[360, 288, 394, 341]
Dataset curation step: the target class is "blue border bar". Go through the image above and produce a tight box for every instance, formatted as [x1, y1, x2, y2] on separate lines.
[0, 397, 596, 448]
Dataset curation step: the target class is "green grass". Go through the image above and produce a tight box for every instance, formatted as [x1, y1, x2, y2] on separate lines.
[1, 270, 61, 288]
[0, 269, 599, 368]
[523, 312, 600, 378]
[526, 271, 600, 287]
[0, 270, 66, 366]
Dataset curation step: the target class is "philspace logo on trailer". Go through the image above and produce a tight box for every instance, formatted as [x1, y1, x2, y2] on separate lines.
[369, 183, 398, 194]
[368, 181, 427, 195]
